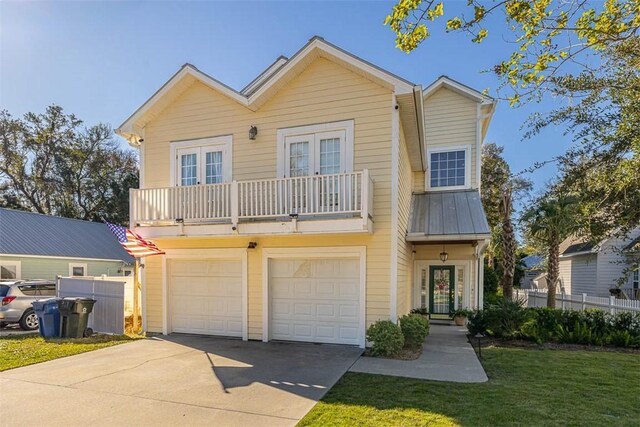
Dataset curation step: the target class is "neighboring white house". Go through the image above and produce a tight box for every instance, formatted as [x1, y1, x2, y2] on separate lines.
[558, 229, 640, 298]
[520, 255, 544, 289]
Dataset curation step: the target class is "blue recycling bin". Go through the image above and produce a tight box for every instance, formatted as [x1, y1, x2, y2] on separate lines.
[31, 299, 61, 338]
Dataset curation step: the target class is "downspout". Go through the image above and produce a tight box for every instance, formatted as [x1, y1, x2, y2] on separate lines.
[476, 239, 490, 309]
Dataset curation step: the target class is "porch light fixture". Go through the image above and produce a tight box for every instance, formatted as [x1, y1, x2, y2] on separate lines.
[439, 244, 448, 263]
[249, 125, 258, 140]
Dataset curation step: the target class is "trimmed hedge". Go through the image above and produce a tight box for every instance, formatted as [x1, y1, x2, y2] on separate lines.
[366, 320, 404, 357]
[399, 314, 430, 348]
[468, 300, 640, 348]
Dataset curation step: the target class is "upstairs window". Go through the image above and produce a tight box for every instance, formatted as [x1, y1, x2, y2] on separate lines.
[427, 146, 471, 190]
[633, 270, 639, 290]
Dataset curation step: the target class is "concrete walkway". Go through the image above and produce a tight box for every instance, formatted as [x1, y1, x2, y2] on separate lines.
[350, 324, 488, 383]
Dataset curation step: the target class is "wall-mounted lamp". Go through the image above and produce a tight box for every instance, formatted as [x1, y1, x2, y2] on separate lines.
[247, 241, 257, 249]
[249, 125, 258, 140]
[439, 244, 449, 263]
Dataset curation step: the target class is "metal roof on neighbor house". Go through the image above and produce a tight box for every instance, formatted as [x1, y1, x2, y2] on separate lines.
[521, 255, 544, 270]
[408, 190, 491, 241]
[0, 208, 134, 263]
[561, 241, 596, 256]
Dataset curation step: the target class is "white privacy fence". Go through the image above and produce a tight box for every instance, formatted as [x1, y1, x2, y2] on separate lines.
[515, 289, 640, 314]
[57, 276, 132, 334]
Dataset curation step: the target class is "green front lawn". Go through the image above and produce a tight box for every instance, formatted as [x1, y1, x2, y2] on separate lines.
[0, 334, 138, 371]
[300, 347, 640, 426]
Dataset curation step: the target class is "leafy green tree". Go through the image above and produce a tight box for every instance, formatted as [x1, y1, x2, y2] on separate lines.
[0, 105, 138, 225]
[481, 142, 531, 298]
[385, 0, 640, 104]
[521, 193, 578, 307]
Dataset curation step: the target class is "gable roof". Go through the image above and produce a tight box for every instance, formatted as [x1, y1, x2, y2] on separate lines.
[0, 208, 134, 263]
[407, 190, 491, 241]
[116, 36, 416, 143]
[423, 75, 494, 104]
[522, 255, 544, 270]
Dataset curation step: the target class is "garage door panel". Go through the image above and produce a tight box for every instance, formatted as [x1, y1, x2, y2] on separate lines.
[170, 259, 243, 338]
[270, 258, 360, 345]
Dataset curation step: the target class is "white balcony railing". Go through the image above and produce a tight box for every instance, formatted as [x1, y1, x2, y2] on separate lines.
[130, 170, 373, 228]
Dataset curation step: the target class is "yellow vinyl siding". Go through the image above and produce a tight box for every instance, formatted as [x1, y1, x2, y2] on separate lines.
[423, 87, 479, 189]
[140, 57, 393, 336]
[396, 124, 414, 316]
[143, 255, 163, 332]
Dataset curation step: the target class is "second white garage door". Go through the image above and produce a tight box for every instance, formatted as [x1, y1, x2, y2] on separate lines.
[169, 259, 242, 337]
[269, 258, 360, 345]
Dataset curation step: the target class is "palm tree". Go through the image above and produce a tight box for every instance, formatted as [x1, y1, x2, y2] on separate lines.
[499, 177, 532, 300]
[521, 194, 577, 307]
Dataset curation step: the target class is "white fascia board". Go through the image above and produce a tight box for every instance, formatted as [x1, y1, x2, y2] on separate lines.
[248, 38, 415, 103]
[117, 37, 416, 140]
[406, 233, 492, 242]
[117, 65, 250, 139]
[423, 76, 490, 103]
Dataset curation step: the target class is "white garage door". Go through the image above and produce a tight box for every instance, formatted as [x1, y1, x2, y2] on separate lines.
[169, 259, 242, 337]
[269, 258, 360, 345]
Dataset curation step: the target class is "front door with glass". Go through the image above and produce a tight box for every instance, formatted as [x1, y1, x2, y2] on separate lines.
[429, 266, 455, 316]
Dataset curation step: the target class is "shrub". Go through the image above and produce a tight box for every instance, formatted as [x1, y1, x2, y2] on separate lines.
[483, 265, 500, 306]
[410, 307, 429, 316]
[366, 320, 404, 357]
[467, 309, 488, 335]
[399, 314, 429, 348]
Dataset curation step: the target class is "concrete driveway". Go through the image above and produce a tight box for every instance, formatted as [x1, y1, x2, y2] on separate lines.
[0, 335, 362, 426]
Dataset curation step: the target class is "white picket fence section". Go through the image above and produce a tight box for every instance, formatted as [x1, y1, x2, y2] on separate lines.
[57, 277, 128, 334]
[515, 289, 640, 314]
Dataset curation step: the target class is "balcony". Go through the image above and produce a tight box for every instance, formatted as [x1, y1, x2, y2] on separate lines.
[130, 170, 374, 238]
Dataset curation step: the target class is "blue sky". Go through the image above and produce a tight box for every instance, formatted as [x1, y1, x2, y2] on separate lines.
[1, 1, 570, 194]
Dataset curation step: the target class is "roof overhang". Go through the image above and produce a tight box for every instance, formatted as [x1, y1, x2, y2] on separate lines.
[116, 36, 416, 145]
[408, 190, 491, 242]
[406, 233, 491, 243]
[397, 86, 426, 171]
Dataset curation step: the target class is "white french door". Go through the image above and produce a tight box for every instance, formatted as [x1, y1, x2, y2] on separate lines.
[283, 130, 347, 212]
[176, 145, 229, 186]
[284, 130, 346, 177]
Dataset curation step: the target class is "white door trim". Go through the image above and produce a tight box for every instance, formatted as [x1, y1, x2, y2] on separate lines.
[262, 246, 367, 348]
[169, 135, 233, 186]
[276, 120, 354, 178]
[162, 248, 248, 340]
[413, 260, 472, 311]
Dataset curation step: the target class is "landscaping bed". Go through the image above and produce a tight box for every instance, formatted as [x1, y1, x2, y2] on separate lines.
[0, 334, 139, 371]
[300, 346, 640, 426]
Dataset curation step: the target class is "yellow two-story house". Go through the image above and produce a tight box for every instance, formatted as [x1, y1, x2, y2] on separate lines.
[117, 36, 495, 347]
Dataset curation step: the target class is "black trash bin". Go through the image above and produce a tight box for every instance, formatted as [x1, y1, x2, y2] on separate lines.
[58, 298, 96, 338]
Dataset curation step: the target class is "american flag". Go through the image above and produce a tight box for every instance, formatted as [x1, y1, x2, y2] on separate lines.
[105, 222, 165, 258]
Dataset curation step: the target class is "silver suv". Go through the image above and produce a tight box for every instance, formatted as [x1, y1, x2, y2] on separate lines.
[0, 280, 57, 330]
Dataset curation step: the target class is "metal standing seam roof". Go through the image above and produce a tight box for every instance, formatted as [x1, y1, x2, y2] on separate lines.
[561, 241, 596, 256]
[408, 190, 491, 240]
[0, 208, 134, 263]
